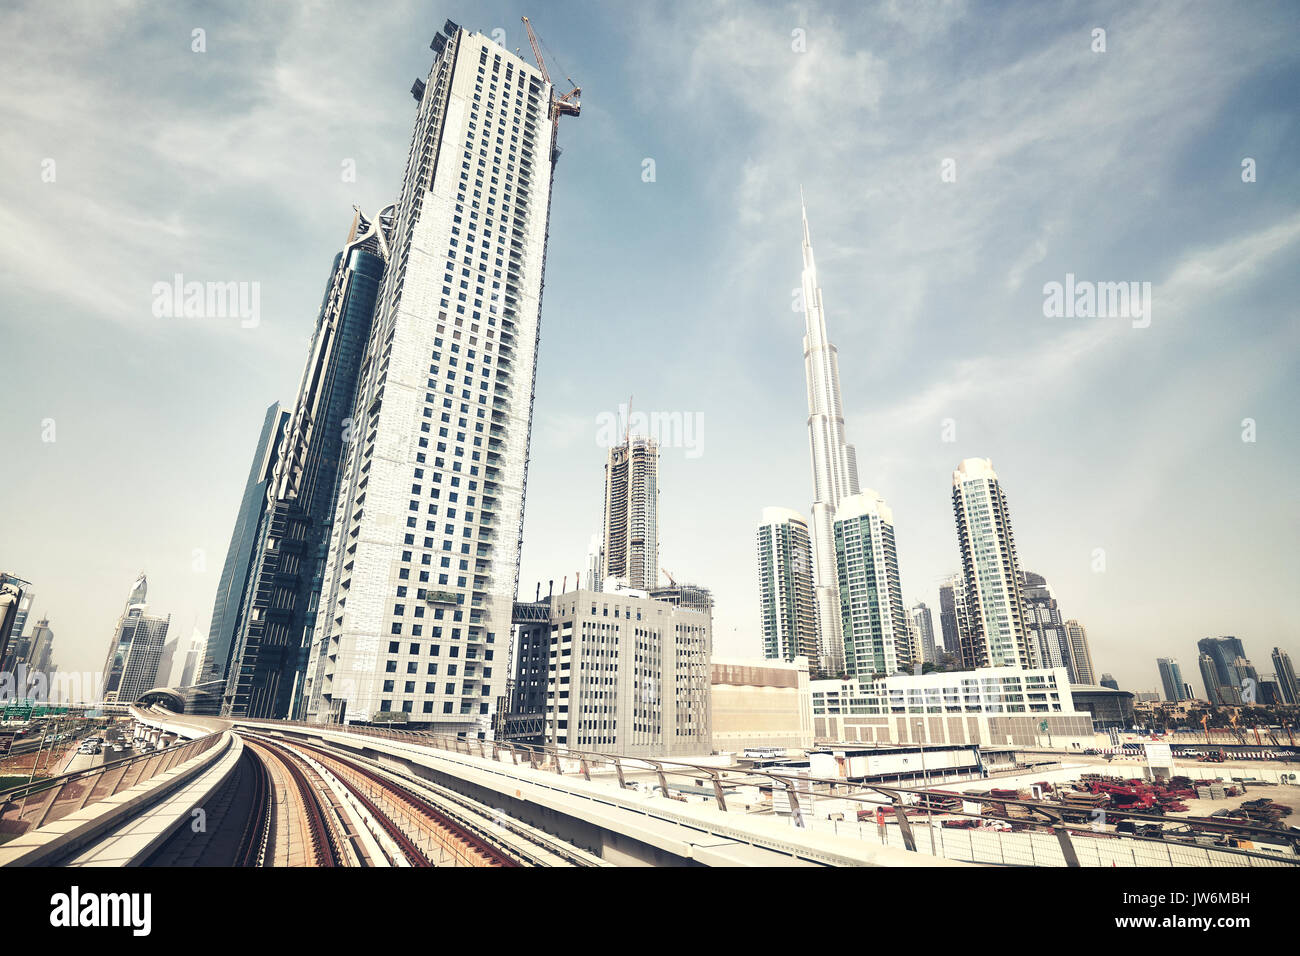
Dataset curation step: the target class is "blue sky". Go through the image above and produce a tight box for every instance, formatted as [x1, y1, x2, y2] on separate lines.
[1, 0, 1297, 696]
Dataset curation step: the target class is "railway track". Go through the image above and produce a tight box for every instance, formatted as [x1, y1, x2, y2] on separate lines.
[240, 736, 349, 867]
[286, 737, 516, 867]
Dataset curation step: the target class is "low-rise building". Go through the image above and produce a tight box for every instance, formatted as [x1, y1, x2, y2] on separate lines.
[507, 588, 710, 758]
[810, 666, 1094, 749]
[710, 655, 813, 753]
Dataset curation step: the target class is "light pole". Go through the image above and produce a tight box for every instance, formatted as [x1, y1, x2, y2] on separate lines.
[915, 719, 929, 788]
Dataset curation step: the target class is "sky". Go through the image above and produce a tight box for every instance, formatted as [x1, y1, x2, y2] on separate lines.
[1, 0, 1297, 698]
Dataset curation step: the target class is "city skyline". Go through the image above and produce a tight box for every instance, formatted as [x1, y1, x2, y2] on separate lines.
[3, 0, 1299, 696]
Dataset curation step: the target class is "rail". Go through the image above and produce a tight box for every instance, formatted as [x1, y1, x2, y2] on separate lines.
[242, 719, 1300, 866]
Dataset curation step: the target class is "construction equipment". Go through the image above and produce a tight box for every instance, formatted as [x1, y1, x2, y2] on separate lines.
[521, 16, 581, 161]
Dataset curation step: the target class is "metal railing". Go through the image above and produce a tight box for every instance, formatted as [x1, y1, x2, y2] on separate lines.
[0, 733, 223, 838]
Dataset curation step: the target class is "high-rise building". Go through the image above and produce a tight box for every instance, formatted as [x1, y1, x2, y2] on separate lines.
[224, 208, 389, 720]
[0, 573, 34, 674]
[937, 572, 968, 661]
[204, 402, 290, 684]
[756, 507, 819, 666]
[1198, 652, 1231, 705]
[100, 574, 170, 704]
[1157, 657, 1189, 702]
[798, 193, 861, 679]
[951, 458, 1034, 670]
[1021, 571, 1071, 675]
[1197, 636, 1252, 704]
[306, 22, 578, 734]
[583, 533, 603, 592]
[1098, 673, 1119, 691]
[909, 602, 937, 666]
[25, 618, 54, 676]
[508, 588, 710, 757]
[156, 637, 179, 688]
[833, 491, 910, 678]
[601, 436, 659, 591]
[1272, 647, 1298, 706]
[1064, 619, 1096, 686]
[178, 628, 206, 690]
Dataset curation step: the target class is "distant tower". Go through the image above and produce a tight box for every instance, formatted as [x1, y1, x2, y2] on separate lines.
[1157, 657, 1188, 702]
[952, 458, 1034, 669]
[756, 507, 819, 665]
[100, 574, 170, 704]
[602, 436, 659, 591]
[910, 603, 937, 666]
[1020, 572, 1072, 675]
[582, 533, 604, 592]
[798, 192, 861, 678]
[937, 573, 969, 663]
[1272, 647, 1298, 705]
[1064, 620, 1096, 685]
[834, 491, 910, 678]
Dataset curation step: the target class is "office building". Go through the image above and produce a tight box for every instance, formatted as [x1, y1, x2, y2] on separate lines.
[1198, 651, 1234, 706]
[1064, 619, 1097, 686]
[224, 208, 389, 720]
[810, 666, 1094, 749]
[909, 603, 937, 666]
[0, 573, 33, 673]
[306, 22, 578, 734]
[756, 507, 819, 666]
[1021, 571, 1071, 674]
[951, 458, 1034, 670]
[798, 193, 861, 679]
[100, 573, 171, 704]
[583, 533, 603, 591]
[204, 402, 290, 684]
[1197, 636, 1249, 696]
[1272, 647, 1298, 706]
[937, 572, 968, 661]
[601, 435, 659, 591]
[1157, 657, 1189, 702]
[834, 491, 910, 678]
[508, 588, 710, 757]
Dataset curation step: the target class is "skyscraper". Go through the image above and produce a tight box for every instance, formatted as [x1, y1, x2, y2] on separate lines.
[100, 574, 170, 704]
[1157, 657, 1188, 702]
[1197, 636, 1251, 704]
[583, 532, 603, 591]
[0, 573, 34, 674]
[156, 637, 179, 688]
[306, 22, 577, 734]
[204, 402, 289, 684]
[910, 602, 937, 666]
[1198, 652, 1229, 705]
[224, 207, 389, 720]
[798, 193, 861, 678]
[601, 436, 659, 591]
[937, 572, 966, 660]
[1272, 647, 1298, 706]
[756, 507, 819, 665]
[834, 490, 911, 678]
[951, 458, 1034, 670]
[1064, 619, 1096, 686]
[1021, 571, 1071, 674]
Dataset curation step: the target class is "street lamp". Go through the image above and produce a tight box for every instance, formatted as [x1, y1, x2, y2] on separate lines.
[915, 718, 929, 787]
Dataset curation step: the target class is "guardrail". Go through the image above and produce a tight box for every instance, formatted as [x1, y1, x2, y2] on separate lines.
[0, 733, 223, 839]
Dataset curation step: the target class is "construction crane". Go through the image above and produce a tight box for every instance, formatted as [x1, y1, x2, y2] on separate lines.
[521, 15, 581, 160]
[661, 567, 676, 587]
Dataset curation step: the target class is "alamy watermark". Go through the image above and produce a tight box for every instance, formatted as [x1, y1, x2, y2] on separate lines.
[595, 403, 703, 459]
[151, 274, 260, 328]
[1042, 273, 1151, 329]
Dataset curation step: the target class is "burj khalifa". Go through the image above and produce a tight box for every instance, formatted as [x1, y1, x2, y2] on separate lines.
[799, 190, 860, 677]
